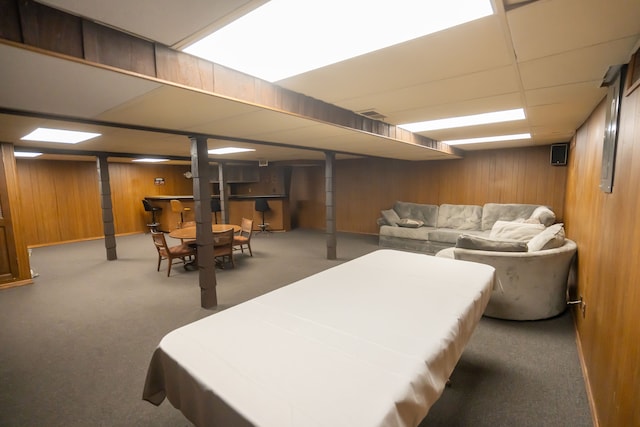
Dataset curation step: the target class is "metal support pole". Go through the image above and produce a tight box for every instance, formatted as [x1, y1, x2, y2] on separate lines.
[96, 155, 117, 260]
[190, 135, 217, 308]
[325, 151, 337, 260]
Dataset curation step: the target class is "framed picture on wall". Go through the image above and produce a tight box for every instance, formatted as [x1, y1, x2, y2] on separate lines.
[625, 47, 640, 96]
[600, 65, 626, 193]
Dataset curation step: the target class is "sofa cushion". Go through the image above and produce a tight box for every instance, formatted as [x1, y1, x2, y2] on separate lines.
[393, 201, 439, 227]
[528, 223, 566, 252]
[456, 234, 528, 252]
[381, 209, 401, 226]
[397, 218, 424, 228]
[379, 224, 433, 240]
[428, 228, 464, 244]
[528, 206, 556, 227]
[489, 220, 545, 241]
[436, 204, 482, 230]
[481, 203, 542, 230]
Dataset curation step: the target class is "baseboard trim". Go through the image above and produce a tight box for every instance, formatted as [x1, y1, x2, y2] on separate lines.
[573, 308, 600, 427]
[0, 278, 33, 290]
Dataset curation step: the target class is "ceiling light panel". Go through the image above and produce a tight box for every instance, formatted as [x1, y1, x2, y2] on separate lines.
[399, 108, 525, 132]
[21, 127, 101, 144]
[14, 151, 43, 158]
[184, 0, 493, 82]
[443, 133, 531, 145]
[208, 147, 256, 155]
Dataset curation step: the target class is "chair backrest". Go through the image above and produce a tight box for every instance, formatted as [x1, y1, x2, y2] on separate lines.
[151, 231, 168, 254]
[142, 199, 153, 212]
[213, 229, 234, 254]
[170, 199, 183, 213]
[240, 217, 253, 237]
[255, 198, 270, 212]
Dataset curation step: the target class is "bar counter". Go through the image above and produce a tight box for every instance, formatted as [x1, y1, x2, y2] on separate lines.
[145, 195, 290, 233]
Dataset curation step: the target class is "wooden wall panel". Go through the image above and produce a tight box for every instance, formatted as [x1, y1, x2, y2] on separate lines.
[0, 143, 31, 286]
[17, 160, 102, 245]
[101, 162, 192, 234]
[18, 0, 83, 58]
[83, 21, 156, 76]
[16, 160, 192, 246]
[289, 146, 567, 234]
[564, 84, 640, 427]
[0, 0, 21, 42]
[155, 45, 214, 91]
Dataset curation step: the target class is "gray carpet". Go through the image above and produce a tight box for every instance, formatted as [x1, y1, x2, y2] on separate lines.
[0, 229, 592, 426]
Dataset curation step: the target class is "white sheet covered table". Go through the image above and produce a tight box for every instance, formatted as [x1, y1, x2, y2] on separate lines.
[143, 249, 495, 427]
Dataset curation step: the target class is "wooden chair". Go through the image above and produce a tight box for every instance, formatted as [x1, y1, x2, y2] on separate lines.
[170, 199, 191, 229]
[151, 231, 196, 276]
[213, 228, 235, 269]
[233, 217, 253, 256]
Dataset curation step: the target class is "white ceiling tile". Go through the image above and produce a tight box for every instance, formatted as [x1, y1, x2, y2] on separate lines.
[518, 37, 639, 90]
[507, 0, 640, 62]
[0, 44, 161, 118]
[36, 0, 265, 47]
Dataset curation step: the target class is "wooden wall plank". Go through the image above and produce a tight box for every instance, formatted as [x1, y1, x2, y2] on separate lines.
[0, 0, 22, 42]
[16, 160, 192, 246]
[289, 146, 567, 233]
[564, 78, 640, 427]
[83, 21, 156, 76]
[156, 45, 214, 91]
[18, 0, 83, 58]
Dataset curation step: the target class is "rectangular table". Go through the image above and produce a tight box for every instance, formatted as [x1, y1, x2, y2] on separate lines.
[143, 249, 495, 427]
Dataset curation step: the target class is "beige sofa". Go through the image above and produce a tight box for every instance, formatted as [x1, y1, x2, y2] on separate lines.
[378, 201, 556, 254]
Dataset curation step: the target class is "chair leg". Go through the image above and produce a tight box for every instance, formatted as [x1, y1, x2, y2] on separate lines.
[247, 243, 252, 257]
[157, 256, 162, 272]
[167, 258, 172, 276]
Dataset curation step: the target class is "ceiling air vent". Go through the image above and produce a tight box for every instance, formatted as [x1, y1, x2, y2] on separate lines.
[357, 109, 386, 121]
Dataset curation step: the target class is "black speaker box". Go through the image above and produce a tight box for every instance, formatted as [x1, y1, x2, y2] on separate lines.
[550, 143, 568, 166]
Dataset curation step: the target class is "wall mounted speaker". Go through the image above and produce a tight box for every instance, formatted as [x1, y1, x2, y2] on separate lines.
[550, 143, 568, 166]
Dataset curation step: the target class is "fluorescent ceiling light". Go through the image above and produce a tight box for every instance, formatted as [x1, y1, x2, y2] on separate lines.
[208, 147, 256, 155]
[132, 158, 169, 163]
[14, 151, 42, 158]
[443, 133, 531, 146]
[184, 0, 493, 82]
[21, 127, 101, 144]
[400, 109, 526, 133]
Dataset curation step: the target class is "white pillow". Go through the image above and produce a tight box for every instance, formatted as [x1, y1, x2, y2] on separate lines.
[529, 206, 556, 227]
[528, 223, 566, 252]
[489, 220, 545, 241]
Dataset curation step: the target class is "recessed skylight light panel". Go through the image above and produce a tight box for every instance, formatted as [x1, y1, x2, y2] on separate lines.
[184, 0, 493, 82]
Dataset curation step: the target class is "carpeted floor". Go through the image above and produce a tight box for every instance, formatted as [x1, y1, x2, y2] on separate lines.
[0, 229, 592, 426]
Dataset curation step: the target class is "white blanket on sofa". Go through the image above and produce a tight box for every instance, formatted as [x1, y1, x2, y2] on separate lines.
[143, 249, 495, 427]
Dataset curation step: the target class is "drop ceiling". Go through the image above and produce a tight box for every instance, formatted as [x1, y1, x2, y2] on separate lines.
[1, 0, 639, 163]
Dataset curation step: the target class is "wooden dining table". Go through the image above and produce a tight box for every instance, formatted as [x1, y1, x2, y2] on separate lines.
[168, 224, 241, 240]
[168, 224, 241, 270]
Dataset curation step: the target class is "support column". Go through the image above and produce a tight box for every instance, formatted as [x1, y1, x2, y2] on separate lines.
[218, 162, 229, 224]
[190, 135, 217, 308]
[325, 151, 337, 260]
[96, 155, 116, 260]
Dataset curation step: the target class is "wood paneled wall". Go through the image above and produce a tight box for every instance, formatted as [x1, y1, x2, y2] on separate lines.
[564, 86, 640, 426]
[17, 160, 192, 246]
[289, 146, 567, 234]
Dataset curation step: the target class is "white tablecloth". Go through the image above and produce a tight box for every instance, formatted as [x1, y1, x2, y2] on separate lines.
[143, 249, 495, 427]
